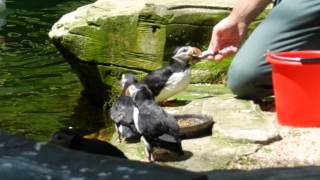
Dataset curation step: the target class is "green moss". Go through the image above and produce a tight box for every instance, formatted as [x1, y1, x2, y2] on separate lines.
[98, 64, 148, 108]
[98, 65, 147, 86]
[169, 11, 229, 25]
[172, 84, 231, 101]
[62, 14, 163, 71]
[191, 57, 232, 83]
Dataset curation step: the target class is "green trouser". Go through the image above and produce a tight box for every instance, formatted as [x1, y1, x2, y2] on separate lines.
[227, 0, 320, 99]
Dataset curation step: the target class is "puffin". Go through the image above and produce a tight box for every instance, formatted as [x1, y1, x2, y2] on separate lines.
[50, 128, 127, 159]
[126, 83, 184, 162]
[110, 73, 141, 143]
[141, 46, 202, 105]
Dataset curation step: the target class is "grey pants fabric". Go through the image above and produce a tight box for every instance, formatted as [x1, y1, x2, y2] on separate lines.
[227, 0, 320, 99]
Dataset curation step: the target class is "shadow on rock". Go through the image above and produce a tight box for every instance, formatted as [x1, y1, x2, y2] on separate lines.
[154, 150, 193, 162]
[254, 97, 275, 112]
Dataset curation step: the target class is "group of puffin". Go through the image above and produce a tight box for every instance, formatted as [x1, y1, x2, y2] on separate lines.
[49, 46, 213, 162]
[110, 46, 211, 162]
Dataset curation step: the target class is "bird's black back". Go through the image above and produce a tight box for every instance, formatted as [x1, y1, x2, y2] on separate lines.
[110, 94, 134, 125]
[135, 99, 181, 146]
[110, 73, 137, 125]
[142, 60, 189, 97]
[119, 124, 140, 140]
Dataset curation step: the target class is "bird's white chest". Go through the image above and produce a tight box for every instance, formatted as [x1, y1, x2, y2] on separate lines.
[133, 106, 142, 134]
[155, 69, 191, 102]
[118, 125, 124, 134]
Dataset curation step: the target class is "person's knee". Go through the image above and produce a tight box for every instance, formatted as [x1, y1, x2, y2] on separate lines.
[227, 68, 255, 99]
[227, 66, 272, 99]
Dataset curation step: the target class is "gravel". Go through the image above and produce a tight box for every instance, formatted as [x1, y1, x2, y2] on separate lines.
[230, 111, 320, 170]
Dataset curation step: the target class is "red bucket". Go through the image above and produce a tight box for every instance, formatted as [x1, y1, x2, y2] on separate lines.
[266, 50, 320, 127]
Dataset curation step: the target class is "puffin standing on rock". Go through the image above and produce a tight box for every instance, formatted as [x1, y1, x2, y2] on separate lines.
[110, 73, 141, 143]
[142, 46, 202, 105]
[126, 83, 184, 162]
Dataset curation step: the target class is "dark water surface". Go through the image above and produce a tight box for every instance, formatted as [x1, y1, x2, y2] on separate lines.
[0, 0, 112, 141]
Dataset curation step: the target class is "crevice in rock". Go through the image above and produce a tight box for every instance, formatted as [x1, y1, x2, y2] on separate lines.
[254, 134, 282, 145]
[67, 32, 93, 39]
[71, 57, 151, 73]
[227, 144, 263, 168]
[152, 25, 161, 33]
[138, 20, 214, 27]
[168, 5, 232, 11]
[167, 23, 213, 27]
[86, 21, 102, 27]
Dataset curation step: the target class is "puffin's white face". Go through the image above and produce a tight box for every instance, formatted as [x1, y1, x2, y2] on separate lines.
[175, 46, 194, 56]
[126, 84, 140, 98]
[172, 46, 202, 64]
[121, 73, 137, 89]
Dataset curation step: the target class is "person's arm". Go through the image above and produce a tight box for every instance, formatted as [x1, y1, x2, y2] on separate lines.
[229, 0, 272, 25]
[208, 0, 272, 60]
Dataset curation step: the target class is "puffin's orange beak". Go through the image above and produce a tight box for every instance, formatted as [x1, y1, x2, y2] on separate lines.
[192, 47, 202, 56]
[191, 47, 202, 64]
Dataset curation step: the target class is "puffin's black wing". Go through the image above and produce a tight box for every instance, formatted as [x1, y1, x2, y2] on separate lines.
[136, 101, 183, 154]
[110, 95, 134, 125]
[120, 124, 140, 138]
[142, 66, 175, 97]
[158, 133, 179, 143]
[149, 134, 183, 155]
[137, 102, 178, 139]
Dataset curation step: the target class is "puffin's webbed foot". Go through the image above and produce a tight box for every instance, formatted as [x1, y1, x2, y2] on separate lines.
[116, 132, 122, 143]
[143, 153, 154, 163]
[115, 125, 122, 143]
[143, 146, 154, 163]
[117, 136, 122, 143]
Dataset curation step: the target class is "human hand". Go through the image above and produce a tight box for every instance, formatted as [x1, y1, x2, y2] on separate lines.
[208, 16, 248, 61]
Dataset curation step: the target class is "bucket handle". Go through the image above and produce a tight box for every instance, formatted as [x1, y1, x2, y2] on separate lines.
[266, 50, 320, 63]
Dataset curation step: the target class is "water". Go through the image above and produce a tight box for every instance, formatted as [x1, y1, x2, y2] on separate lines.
[0, 0, 113, 141]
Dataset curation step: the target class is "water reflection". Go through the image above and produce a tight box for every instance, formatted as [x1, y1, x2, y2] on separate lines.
[0, 0, 113, 141]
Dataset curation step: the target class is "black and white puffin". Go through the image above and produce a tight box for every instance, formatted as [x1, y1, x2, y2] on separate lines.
[50, 128, 127, 159]
[142, 46, 202, 104]
[126, 83, 184, 162]
[110, 73, 141, 143]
